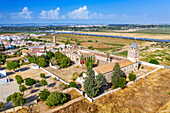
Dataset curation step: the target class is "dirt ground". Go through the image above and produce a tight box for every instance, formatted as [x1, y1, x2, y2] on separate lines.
[80, 31, 170, 40]
[6, 64, 63, 103]
[12, 89, 82, 113]
[55, 68, 170, 113]
[45, 66, 86, 82]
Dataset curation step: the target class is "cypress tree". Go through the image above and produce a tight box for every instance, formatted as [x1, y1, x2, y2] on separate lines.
[111, 62, 122, 86]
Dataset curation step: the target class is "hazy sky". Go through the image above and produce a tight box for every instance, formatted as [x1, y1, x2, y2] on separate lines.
[0, 0, 170, 24]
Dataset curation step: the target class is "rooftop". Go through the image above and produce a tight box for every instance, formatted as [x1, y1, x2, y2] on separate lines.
[93, 59, 133, 74]
[130, 40, 138, 49]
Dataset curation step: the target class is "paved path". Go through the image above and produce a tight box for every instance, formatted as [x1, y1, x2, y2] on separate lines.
[46, 96, 84, 113]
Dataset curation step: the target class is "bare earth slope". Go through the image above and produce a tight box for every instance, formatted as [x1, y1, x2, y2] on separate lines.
[56, 68, 170, 113]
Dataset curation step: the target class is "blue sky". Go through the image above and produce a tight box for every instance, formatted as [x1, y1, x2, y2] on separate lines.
[0, 0, 170, 24]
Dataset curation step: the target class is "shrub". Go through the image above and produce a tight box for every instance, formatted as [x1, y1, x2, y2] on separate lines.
[149, 59, 160, 65]
[73, 72, 78, 81]
[40, 73, 46, 78]
[68, 82, 77, 88]
[53, 77, 57, 81]
[15, 75, 24, 85]
[25, 78, 36, 86]
[79, 72, 85, 77]
[141, 66, 144, 69]
[88, 46, 93, 49]
[40, 79, 48, 87]
[46, 92, 70, 106]
[88, 40, 92, 42]
[59, 83, 67, 90]
[117, 77, 126, 89]
[39, 89, 50, 101]
[128, 73, 136, 81]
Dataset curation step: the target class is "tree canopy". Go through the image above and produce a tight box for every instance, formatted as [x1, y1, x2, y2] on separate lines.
[85, 57, 93, 69]
[128, 73, 136, 81]
[0, 102, 5, 110]
[39, 89, 50, 101]
[7, 61, 20, 72]
[111, 63, 122, 86]
[40, 79, 48, 87]
[6, 92, 25, 107]
[36, 57, 47, 67]
[25, 78, 36, 86]
[60, 57, 71, 68]
[84, 67, 103, 97]
[15, 75, 24, 85]
[0, 53, 6, 64]
[19, 85, 27, 94]
[46, 92, 70, 106]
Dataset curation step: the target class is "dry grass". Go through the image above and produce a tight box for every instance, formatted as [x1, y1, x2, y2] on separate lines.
[80, 31, 170, 40]
[54, 68, 170, 113]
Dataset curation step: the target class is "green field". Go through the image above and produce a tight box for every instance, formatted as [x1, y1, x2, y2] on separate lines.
[127, 27, 170, 35]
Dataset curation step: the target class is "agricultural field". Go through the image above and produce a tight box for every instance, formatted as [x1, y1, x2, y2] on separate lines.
[53, 68, 170, 113]
[80, 28, 170, 40]
[41, 33, 144, 52]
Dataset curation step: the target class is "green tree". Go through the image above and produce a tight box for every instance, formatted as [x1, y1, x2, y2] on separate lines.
[68, 81, 77, 88]
[84, 67, 103, 97]
[149, 59, 160, 65]
[44, 46, 46, 52]
[19, 85, 27, 95]
[95, 74, 104, 89]
[73, 72, 78, 81]
[117, 77, 126, 89]
[128, 73, 136, 81]
[0, 43, 5, 51]
[46, 92, 70, 106]
[40, 73, 46, 78]
[60, 57, 71, 68]
[40, 79, 48, 88]
[25, 78, 36, 86]
[39, 89, 50, 101]
[36, 57, 47, 67]
[15, 75, 24, 85]
[7, 61, 20, 72]
[28, 55, 36, 63]
[85, 57, 93, 69]
[111, 63, 122, 86]
[6, 92, 25, 107]
[55, 51, 65, 60]
[0, 102, 5, 110]
[0, 53, 6, 64]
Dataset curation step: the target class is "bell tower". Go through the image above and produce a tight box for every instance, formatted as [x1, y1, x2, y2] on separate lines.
[127, 40, 139, 63]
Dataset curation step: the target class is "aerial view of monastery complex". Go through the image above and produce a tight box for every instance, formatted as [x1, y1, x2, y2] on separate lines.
[0, 0, 170, 113]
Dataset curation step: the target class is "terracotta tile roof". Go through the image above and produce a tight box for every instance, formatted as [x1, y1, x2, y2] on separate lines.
[94, 53, 122, 60]
[79, 52, 95, 57]
[93, 59, 133, 74]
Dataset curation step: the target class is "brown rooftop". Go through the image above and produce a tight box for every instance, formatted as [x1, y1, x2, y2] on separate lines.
[93, 59, 133, 74]
[94, 53, 122, 60]
[79, 52, 95, 57]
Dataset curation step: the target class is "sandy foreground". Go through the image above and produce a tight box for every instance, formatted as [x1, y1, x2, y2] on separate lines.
[79, 32, 170, 40]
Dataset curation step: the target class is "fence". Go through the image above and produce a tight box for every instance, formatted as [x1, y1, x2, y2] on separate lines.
[139, 61, 165, 68]
[92, 67, 161, 102]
